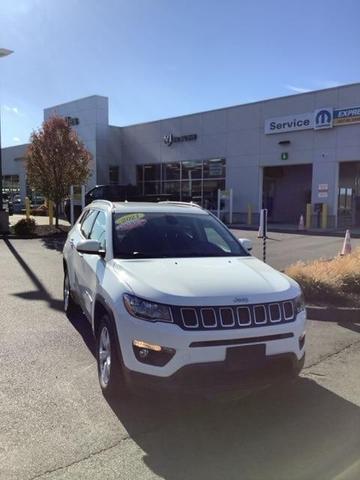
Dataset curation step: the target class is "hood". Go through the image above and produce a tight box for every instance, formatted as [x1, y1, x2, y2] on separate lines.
[111, 256, 300, 306]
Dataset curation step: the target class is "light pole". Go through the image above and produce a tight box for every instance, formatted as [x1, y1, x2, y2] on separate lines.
[0, 48, 14, 232]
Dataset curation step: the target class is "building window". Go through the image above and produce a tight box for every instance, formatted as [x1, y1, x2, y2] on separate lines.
[109, 166, 119, 184]
[203, 158, 225, 178]
[163, 162, 181, 181]
[2, 175, 20, 194]
[136, 158, 226, 207]
[144, 164, 161, 182]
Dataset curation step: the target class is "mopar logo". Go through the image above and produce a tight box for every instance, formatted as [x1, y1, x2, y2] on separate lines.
[314, 108, 333, 129]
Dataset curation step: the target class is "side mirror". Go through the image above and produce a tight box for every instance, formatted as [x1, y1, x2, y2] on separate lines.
[238, 238, 253, 253]
[76, 239, 105, 257]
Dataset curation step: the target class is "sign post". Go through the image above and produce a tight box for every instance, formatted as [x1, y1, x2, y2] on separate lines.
[260, 208, 268, 263]
[217, 189, 221, 218]
[217, 189, 232, 223]
[229, 188, 233, 225]
[81, 185, 86, 209]
[70, 186, 74, 226]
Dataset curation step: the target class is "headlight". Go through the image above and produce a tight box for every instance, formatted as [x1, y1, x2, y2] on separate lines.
[294, 293, 305, 314]
[123, 294, 173, 323]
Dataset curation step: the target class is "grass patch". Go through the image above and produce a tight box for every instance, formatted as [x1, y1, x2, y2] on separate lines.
[285, 248, 360, 307]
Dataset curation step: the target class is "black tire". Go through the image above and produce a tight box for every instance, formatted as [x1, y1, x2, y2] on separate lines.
[63, 269, 77, 315]
[96, 314, 124, 399]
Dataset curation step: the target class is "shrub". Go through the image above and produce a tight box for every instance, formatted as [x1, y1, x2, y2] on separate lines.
[13, 218, 36, 236]
[285, 248, 360, 304]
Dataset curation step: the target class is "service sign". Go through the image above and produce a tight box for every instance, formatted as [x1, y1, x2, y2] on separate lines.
[333, 106, 360, 126]
[265, 113, 313, 134]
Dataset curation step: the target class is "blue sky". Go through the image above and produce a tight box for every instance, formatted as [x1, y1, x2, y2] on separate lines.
[1, 0, 359, 147]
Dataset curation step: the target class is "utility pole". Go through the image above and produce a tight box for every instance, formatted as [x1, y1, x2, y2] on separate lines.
[0, 48, 14, 232]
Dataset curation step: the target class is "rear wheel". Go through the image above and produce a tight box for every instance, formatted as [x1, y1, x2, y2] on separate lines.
[96, 315, 124, 399]
[63, 269, 77, 315]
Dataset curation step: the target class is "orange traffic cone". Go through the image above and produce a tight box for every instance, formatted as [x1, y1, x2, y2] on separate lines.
[298, 214, 305, 231]
[340, 229, 351, 256]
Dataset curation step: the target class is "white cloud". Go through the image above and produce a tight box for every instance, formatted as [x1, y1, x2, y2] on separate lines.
[285, 84, 311, 94]
[12, 136, 21, 143]
[3, 105, 22, 115]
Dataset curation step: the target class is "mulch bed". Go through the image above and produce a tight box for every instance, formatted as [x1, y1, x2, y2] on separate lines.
[6, 224, 71, 239]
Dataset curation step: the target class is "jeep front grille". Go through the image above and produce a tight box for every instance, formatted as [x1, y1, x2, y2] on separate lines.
[172, 300, 297, 331]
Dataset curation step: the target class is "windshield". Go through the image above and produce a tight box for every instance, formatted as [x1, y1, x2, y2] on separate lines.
[113, 211, 248, 259]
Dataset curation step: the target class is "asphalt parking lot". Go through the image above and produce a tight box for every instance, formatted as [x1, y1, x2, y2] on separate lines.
[231, 229, 360, 271]
[1, 234, 360, 480]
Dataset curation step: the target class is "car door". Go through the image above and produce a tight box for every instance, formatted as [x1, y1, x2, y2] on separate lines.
[73, 209, 99, 309]
[65, 209, 89, 290]
[77, 210, 108, 319]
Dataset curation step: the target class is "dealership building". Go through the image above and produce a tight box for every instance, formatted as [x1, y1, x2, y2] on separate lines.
[3, 82, 360, 227]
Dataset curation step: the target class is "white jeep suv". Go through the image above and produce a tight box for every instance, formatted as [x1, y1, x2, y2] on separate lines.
[63, 200, 306, 397]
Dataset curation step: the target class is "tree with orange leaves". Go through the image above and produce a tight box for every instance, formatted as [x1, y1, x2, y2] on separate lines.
[26, 115, 91, 227]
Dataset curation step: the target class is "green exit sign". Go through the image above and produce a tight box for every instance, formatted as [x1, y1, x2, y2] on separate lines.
[281, 152, 288, 160]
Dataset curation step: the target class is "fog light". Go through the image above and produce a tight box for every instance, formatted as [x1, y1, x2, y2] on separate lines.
[132, 340, 175, 366]
[139, 348, 149, 359]
[133, 340, 162, 352]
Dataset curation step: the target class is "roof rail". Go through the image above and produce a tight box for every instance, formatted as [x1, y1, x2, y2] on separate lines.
[157, 201, 202, 208]
[90, 199, 114, 207]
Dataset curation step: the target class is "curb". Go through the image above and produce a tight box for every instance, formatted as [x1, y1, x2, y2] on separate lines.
[306, 305, 360, 322]
[0, 232, 68, 240]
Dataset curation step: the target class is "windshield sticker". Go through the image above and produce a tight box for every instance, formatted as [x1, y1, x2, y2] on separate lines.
[115, 213, 147, 231]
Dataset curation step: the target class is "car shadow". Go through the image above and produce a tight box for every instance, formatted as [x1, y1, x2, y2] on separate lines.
[307, 310, 360, 335]
[3, 238, 98, 357]
[41, 234, 67, 252]
[4, 238, 64, 312]
[338, 319, 360, 334]
[66, 306, 96, 357]
[106, 377, 360, 480]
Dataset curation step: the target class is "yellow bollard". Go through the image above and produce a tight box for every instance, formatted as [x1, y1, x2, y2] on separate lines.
[321, 203, 328, 229]
[306, 203, 312, 229]
[247, 204, 252, 225]
[25, 197, 30, 220]
[48, 200, 54, 226]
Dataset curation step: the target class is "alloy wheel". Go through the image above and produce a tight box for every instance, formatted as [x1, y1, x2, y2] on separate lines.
[99, 326, 111, 388]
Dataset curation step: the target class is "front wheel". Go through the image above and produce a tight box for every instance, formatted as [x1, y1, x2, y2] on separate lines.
[96, 315, 124, 399]
[63, 269, 77, 314]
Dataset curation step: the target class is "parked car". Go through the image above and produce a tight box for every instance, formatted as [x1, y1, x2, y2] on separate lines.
[62, 201, 306, 398]
[85, 184, 141, 205]
[2, 193, 14, 215]
[11, 194, 24, 213]
[30, 194, 45, 206]
[64, 184, 177, 222]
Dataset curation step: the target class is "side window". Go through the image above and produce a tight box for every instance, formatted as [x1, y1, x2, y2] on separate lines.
[89, 211, 107, 249]
[80, 210, 98, 238]
[77, 209, 88, 225]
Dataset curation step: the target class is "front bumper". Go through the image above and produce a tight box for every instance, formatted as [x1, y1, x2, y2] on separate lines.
[115, 307, 307, 382]
[123, 352, 305, 394]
